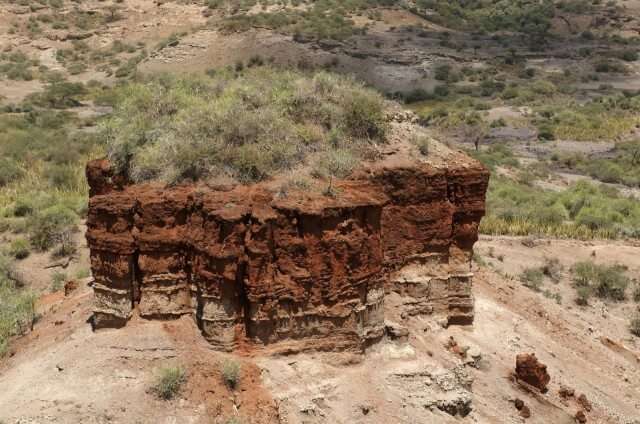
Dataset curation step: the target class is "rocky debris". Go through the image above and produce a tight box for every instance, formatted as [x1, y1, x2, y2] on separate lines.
[388, 109, 419, 124]
[577, 394, 592, 412]
[388, 365, 474, 417]
[445, 337, 483, 368]
[446, 336, 468, 358]
[464, 347, 483, 369]
[514, 398, 531, 419]
[575, 410, 587, 423]
[515, 353, 551, 392]
[559, 385, 575, 402]
[64, 280, 78, 297]
[85, 143, 488, 353]
[385, 321, 409, 342]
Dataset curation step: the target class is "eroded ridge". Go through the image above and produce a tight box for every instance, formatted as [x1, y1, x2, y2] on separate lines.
[86, 151, 488, 353]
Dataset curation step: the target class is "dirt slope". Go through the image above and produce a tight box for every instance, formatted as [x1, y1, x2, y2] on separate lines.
[1, 237, 639, 423]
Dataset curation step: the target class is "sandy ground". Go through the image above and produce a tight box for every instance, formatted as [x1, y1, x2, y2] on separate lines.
[0, 280, 278, 424]
[1, 236, 639, 423]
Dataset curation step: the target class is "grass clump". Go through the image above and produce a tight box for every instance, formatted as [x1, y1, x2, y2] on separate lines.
[8, 238, 30, 260]
[102, 68, 388, 185]
[221, 358, 241, 389]
[27, 205, 76, 251]
[152, 365, 187, 400]
[519, 267, 544, 291]
[51, 271, 66, 292]
[572, 261, 630, 303]
[411, 134, 430, 156]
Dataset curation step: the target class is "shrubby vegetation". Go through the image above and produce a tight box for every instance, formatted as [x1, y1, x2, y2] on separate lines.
[151, 365, 187, 400]
[102, 67, 388, 184]
[0, 93, 96, 257]
[556, 141, 640, 187]
[221, 358, 241, 389]
[413, 0, 556, 41]
[533, 93, 640, 142]
[0, 255, 36, 357]
[572, 261, 630, 304]
[480, 178, 640, 239]
[216, 0, 399, 40]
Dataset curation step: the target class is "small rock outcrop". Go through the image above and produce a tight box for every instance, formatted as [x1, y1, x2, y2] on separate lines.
[514, 398, 531, 419]
[515, 353, 551, 392]
[86, 139, 488, 353]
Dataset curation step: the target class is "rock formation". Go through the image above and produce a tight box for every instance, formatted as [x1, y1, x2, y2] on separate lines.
[515, 353, 551, 392]
[86, 140, 489, 354]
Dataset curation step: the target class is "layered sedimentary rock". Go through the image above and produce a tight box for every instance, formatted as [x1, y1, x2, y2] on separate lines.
[86, 144, 488, 353]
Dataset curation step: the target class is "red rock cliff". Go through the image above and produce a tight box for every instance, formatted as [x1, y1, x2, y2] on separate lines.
[86, 144, 488, 353]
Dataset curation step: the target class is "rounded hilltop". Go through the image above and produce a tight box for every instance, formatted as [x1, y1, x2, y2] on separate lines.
[100, 66, 469, 192]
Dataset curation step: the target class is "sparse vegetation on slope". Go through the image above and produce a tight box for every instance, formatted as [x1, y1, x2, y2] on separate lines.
[414, 0, 556, 41]
[102, 67, 388, 184]
[557, 140, 640, 187]
[152, 365, 187, 400]
[221, 358, 241, 389]
[0, 255, 37, 357]
[571, 261, 630, 303]
[215, 0, 399, 40]
[0, 105, 94, 255]
[480, 178, 640, 239]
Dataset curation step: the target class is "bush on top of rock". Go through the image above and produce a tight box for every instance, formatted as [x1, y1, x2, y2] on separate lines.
[101, 67, 389, 185]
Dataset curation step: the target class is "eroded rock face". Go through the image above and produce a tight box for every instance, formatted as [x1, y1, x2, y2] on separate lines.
[86, 153, 488, 353]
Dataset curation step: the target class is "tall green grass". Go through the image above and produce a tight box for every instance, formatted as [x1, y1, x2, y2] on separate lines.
[481, 177, 640, 239]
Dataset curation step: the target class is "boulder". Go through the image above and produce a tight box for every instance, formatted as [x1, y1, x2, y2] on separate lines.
[515, 353, 551, 392]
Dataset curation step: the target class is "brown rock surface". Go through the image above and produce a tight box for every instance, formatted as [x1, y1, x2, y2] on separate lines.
[577, 393, 592, 412]
[575, 410, 588, 423]
[85, 143, 489, 353]
[515, 353, 551, 392]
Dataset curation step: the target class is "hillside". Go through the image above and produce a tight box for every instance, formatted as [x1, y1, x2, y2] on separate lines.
[1, 0, 640, 423]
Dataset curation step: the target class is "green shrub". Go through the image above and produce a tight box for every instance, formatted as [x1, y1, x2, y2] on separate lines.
[0, 255, 36, 357]
[572, 261, 629, 302]
[401, 88, 433, 103]
[25, 81, 86, 109]
[412, 135, 430, 156]
[51, 271, 66, 292]
[9, 239, 30, 260]
[221, 359, 241, 389]
[0, 158, 23, 186]
[594, 265, 629, 301]
[575, 286, 591, 306]
[152, 366, 187, 400]
[520, 268, 544, 291]
[481, 178, 640, 239]
[28, 205, 76, 251]
[619, 50, 638, 62]
[103, 68, 388, 185]
[541, 257, 562, 283]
